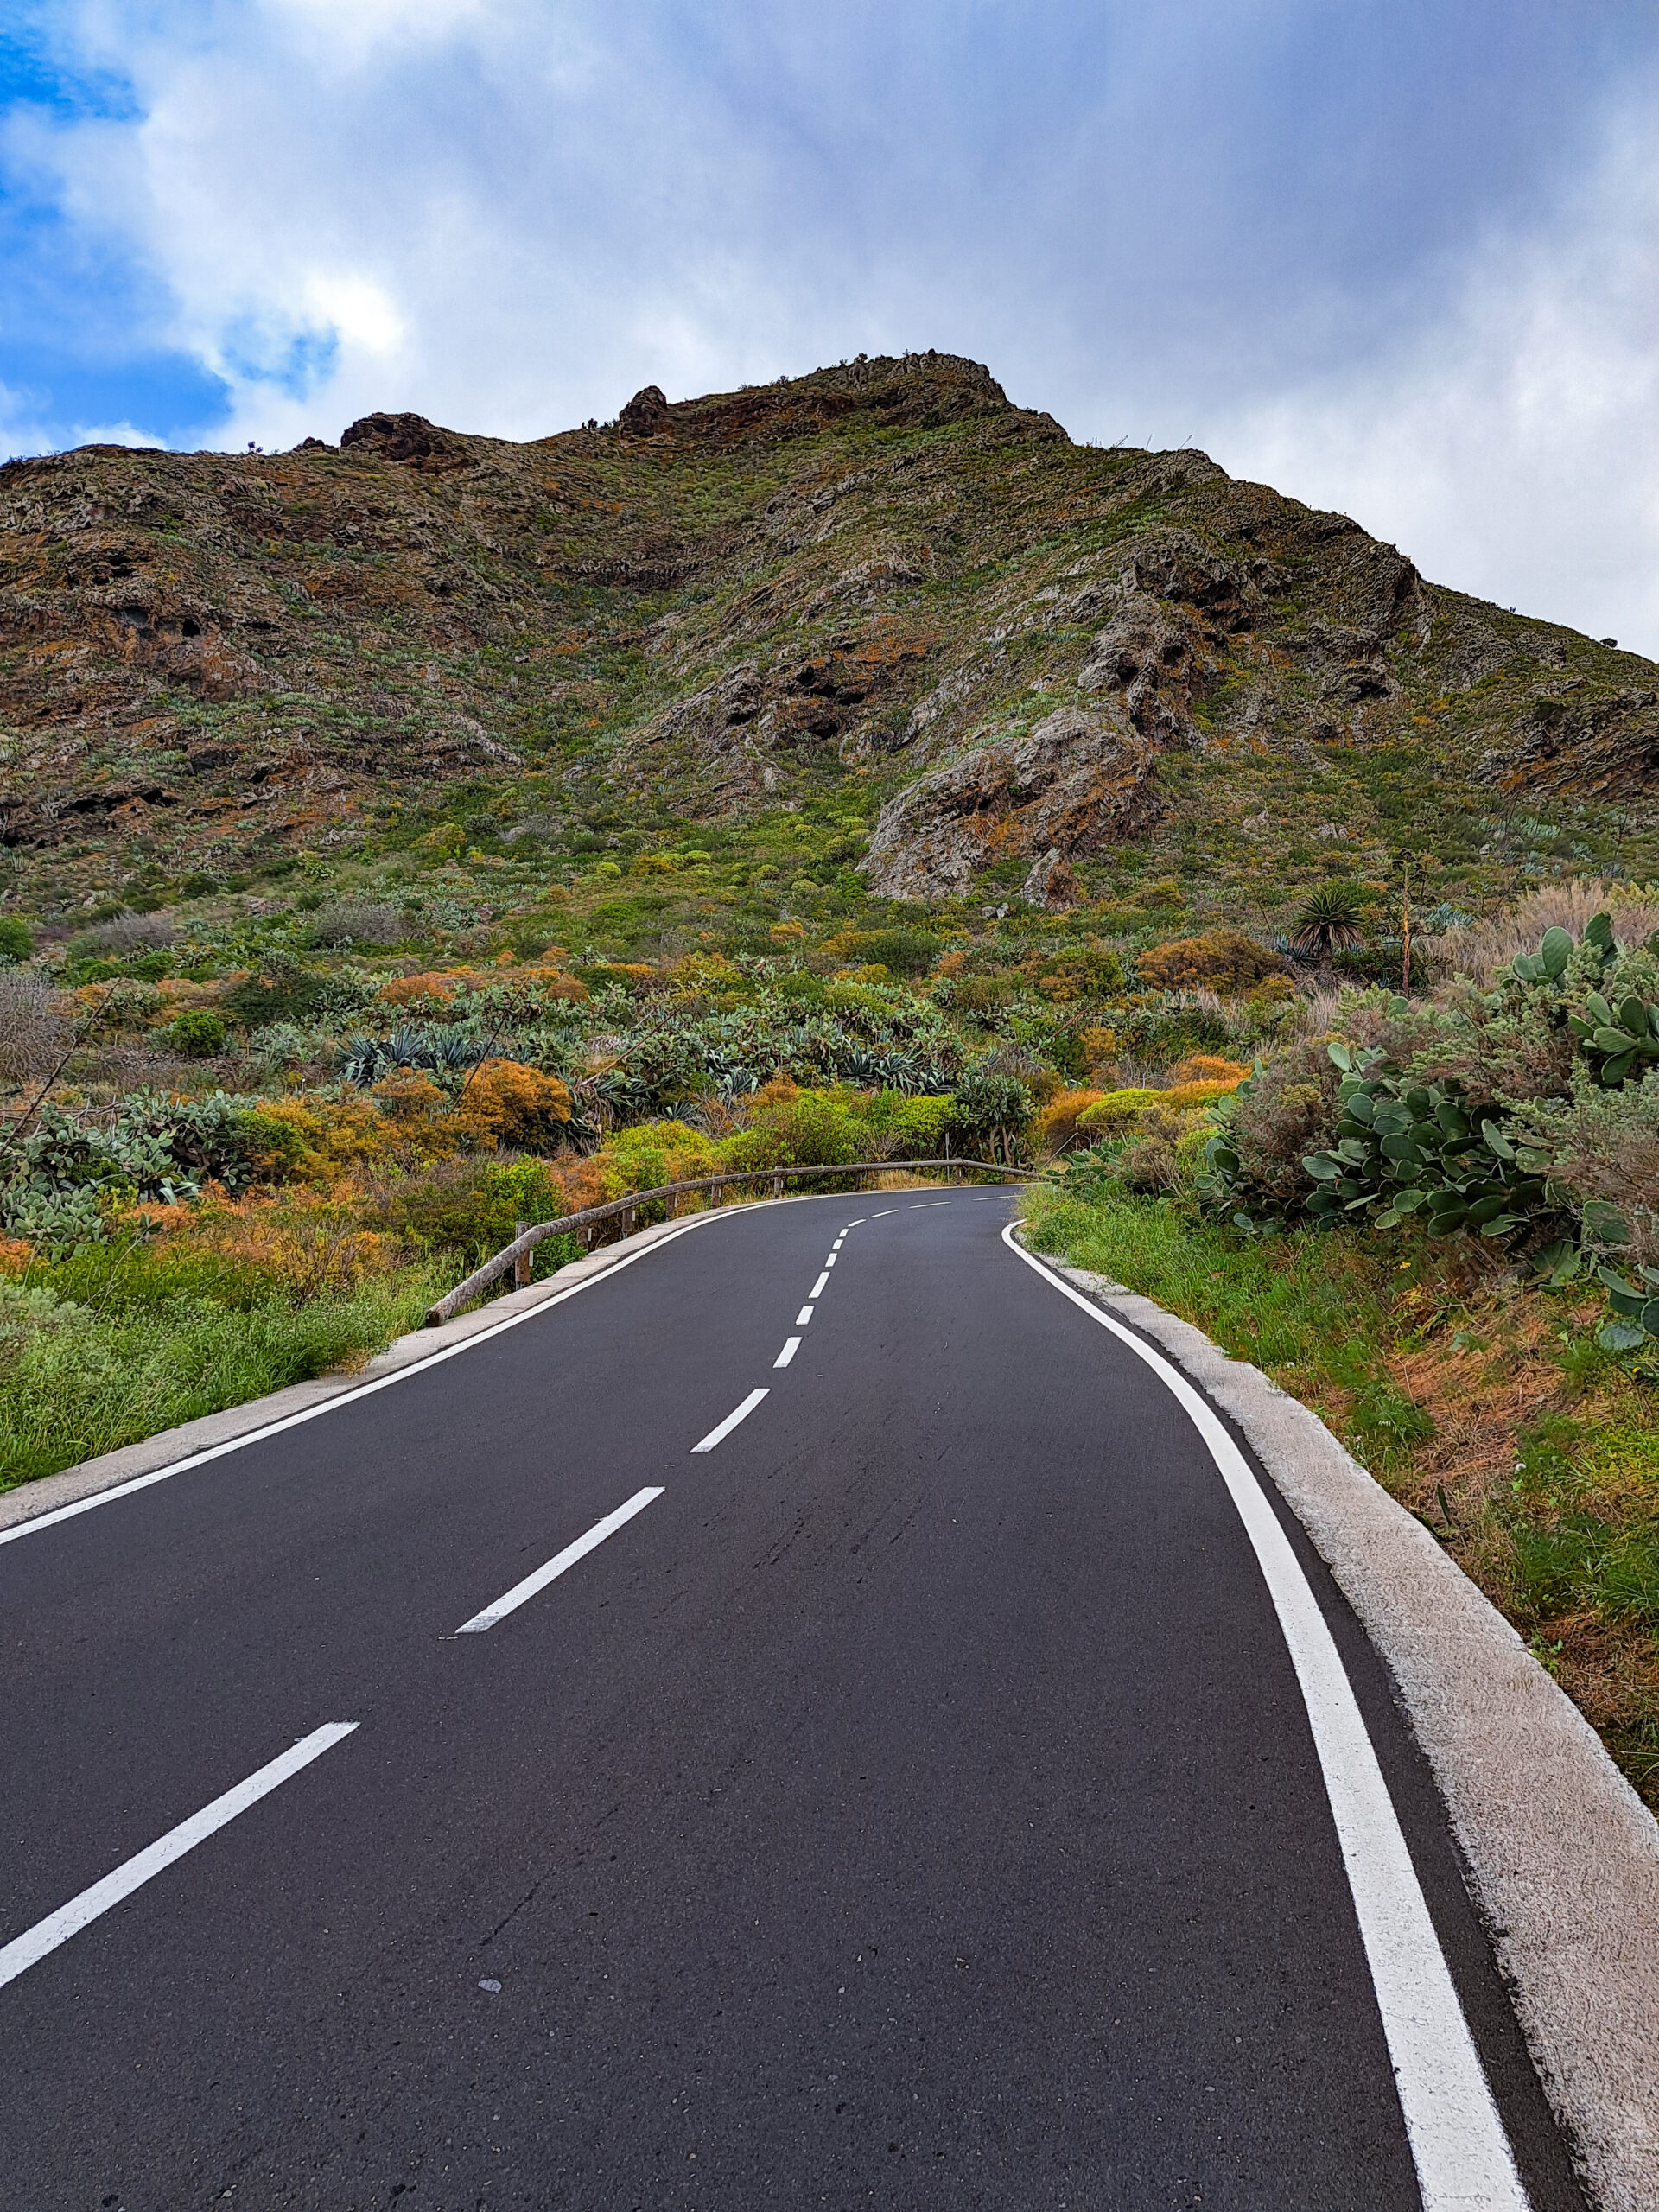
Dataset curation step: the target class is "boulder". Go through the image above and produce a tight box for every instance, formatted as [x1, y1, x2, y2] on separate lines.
[619, 385, 672, 437]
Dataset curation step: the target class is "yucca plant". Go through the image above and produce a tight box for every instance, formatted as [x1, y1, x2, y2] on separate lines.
[1289, 881, 1369, 963]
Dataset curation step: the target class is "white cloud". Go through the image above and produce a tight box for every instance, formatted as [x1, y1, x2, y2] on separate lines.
[7, 3, 1658, 652]
[0, 388, 168, 455]
[1205, 104, 1659, 655]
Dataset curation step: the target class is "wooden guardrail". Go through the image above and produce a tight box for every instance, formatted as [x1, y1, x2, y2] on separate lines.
[423, 1157, 1042, 1325]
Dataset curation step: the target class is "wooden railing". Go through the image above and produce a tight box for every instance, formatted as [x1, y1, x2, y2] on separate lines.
[423, 1158, 1041, 1325]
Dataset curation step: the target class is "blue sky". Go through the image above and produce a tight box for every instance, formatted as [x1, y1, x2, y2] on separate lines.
[3, 2, 1657, 651]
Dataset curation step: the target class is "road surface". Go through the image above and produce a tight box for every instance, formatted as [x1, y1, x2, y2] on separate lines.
[0, 1192, 1586, 2208]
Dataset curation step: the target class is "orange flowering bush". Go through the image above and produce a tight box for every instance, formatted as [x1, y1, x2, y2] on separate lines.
[195, 1199, 401, 1299]
[1166, 1053, 1251, 1085]
[376, 971, 464, 1007]
[449, 1060, 572, 1151]
[1033, 1088, 1106, 1154]
[242, 1096, 396, 1180]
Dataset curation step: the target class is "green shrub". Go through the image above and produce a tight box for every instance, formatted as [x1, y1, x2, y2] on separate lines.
[721, 1089, 861, 1171]
[858, 1090, 955, 1158]
[0, 1269, 442, 1490]
[1077, 1088, 1160, 1137]
[223, 954, 329, 1027]
[0, 917, 35, 964]
[602, 1120, 718, 1192]
[834, 927, 943, 977]
[949, 1065, 1034, 1148]
[167, 1009, 226, 1058]
[1029, 940, 1127, 997]
[359, 1158, 566, 1269]
[301, 899, 404, 950]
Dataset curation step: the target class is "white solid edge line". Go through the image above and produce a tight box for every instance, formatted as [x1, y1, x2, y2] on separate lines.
[796, 1306, 815, 1326]
[1000, 1224, 1528, 2212]
[0, 1202, 774, 1550]
[810, 1272, 830, 1298]
[0, 1721, 358, 1994]
[690, 1387, 769, 1454]
[773, 1337, 801, 1369]
[454, 1488, 663, 1633]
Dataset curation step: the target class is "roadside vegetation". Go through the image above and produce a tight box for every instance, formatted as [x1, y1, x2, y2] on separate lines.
[1025, 880, 1659, 1807]
[3, 855, 1656, 1809]
[0, 841, 1316, 1499]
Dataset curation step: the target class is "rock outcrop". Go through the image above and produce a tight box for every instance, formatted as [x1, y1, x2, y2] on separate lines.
[862, 705, 1160, 900]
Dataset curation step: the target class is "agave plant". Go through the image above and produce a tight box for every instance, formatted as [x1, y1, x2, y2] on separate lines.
[340, 1027, 484, 1086]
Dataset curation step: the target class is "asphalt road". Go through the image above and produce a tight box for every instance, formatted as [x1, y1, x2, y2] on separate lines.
[0, 1192, 1587, 2210]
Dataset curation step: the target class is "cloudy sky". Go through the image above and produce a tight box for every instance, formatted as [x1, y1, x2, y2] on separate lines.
[3, 2, 1656, 652]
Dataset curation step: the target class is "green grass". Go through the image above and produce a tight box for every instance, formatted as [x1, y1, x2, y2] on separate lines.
[0, 1266, 444, 1491]
[1021, 1185, 1428, 1465]
[1021, 1182, 1659, 1805]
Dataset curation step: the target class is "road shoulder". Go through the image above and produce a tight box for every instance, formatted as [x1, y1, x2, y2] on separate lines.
[0, 1211, 733, 1538]
[1037, 1248, 1659, 2212]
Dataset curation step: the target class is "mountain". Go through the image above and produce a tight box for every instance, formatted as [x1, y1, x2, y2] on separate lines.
[2, 352, 1655, 921]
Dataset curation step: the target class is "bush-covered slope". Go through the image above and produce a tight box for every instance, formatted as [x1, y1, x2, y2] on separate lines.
[3, 351, 1655, 931]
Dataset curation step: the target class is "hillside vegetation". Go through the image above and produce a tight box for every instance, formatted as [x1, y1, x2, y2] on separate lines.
[2, 355, 1656, 1793]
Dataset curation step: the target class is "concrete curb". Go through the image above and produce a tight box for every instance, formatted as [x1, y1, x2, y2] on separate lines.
[0, 1207, 741, 1537]
[1042, 1255, 1659, 2212]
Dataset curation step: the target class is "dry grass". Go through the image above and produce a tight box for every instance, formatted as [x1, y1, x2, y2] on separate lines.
[1427, 879, 1659, 983]
[0, 973, 72, 1088]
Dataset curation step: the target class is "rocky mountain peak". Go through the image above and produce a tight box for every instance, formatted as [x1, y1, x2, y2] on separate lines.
[339, 412, 469, 469]
[0, 353, 1653, 918]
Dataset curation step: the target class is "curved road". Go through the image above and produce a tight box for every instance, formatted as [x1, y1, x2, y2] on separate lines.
[0, 1193, 1586, 2209]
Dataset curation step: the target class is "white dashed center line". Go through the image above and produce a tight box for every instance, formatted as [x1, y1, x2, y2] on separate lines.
[797, 1306, 815, 1325]
[691, 1387, 770, 1453]
[454, 1489, 664, 1632]
[870, 1208, 899, 1218]
[0, 1723, 359, 1994]
[910, 1202, 948, 1210]
[810, 1272, 830, 1299]
[774, 1337, 801, 1369]
[822, 1251, 836, 1266]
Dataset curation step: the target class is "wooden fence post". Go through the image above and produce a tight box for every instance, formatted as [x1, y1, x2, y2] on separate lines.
[514, 1223, 531, 1289]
